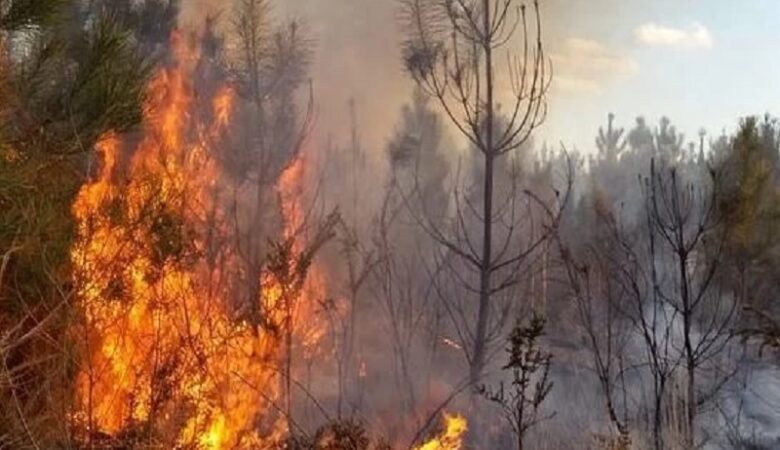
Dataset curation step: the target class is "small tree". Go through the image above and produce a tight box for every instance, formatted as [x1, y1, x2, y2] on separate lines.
[479, 313, 553, 450]
[399, 0, 563, 386]
[559, 236, 632, 445]
[0, 3, 151, 447]
[223, 0, 315, 330]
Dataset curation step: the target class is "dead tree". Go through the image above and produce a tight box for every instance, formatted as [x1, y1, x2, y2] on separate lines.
[605, 193, 679, 450]
[643, 161, 736, 449]
[569, 159, 736, 450]
[559, 235, 632, 445]
[331, 219, 378, 418]
[369, 90, 453, 417]
[399, 0, 561, 385]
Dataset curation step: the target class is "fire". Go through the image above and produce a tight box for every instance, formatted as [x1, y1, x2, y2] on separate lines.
[441, 337, 463, 350]
[69, 27, 467, 450]
[273, 154, 331, 360]
[414, 413, 468, 450]
[70, 32, 321, 449]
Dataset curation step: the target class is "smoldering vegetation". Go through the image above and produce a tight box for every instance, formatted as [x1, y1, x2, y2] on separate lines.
[1, 1, 779, 450]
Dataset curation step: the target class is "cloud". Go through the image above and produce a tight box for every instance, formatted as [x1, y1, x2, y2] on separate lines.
[550, 38, 638, 95]
[634, 22, 714, 49]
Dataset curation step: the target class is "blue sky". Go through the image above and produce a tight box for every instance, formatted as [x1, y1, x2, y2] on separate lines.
[270, 0, 780, 156]
[542, 0, 780, 152]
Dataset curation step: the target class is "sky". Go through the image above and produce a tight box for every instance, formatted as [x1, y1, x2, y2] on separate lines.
[254, 0, 780, 156]
[540, 0, 780, 153]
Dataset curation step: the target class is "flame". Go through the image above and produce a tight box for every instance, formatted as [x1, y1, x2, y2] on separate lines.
[414, 413, 468, 450]
[70, 29, 467, 450]
[441, 337, 463, 350]
[69, 32, 318, 449]
[272, 154, 331, 360]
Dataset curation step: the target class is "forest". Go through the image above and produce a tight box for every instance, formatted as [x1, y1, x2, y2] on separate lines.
[1, 0, 779, 449]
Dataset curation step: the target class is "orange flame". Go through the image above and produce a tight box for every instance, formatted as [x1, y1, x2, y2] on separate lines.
[272, 154, 331, 359]
[70, 29, 466, 450]
[70, 33, 311, 449]
[414, 413, 469, 450]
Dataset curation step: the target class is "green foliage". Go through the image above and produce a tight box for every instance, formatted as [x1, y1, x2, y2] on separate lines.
[1, 5, 151, 310]
[505, 315, 552, 373]
[717, 116, 780, 261]
[2, 5, 151, 154]
[0, 2, 152, 446]
[0, 151, 78, 313]
[65, 14, 152, 143]
[97, 0, 180, 56]
[716, 118, 780, 352]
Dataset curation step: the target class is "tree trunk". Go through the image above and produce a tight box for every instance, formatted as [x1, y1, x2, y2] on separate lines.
[653, 378, 665, 450]
[470, 0, 495, 386]
[679, 245, 696, 449]
[472, 153, 494, 385]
